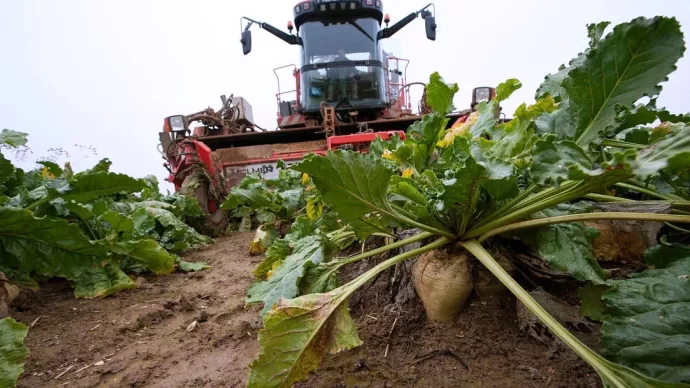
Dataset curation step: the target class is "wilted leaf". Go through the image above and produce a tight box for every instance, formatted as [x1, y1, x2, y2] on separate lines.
[254, 238, 291, 279]
[253, 218, 317, 281]
[249, 237, 449, 388]
[248, 289, 362, 388]
[306, 198, 323, 220]
[248, 225, 278, 256]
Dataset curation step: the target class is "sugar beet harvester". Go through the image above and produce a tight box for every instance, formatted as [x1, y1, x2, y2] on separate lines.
[158, 1, 497, 233]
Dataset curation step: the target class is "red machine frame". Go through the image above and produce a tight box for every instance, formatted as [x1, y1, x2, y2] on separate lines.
[163, 130, 408, 214]
[221, 130, 405, 174]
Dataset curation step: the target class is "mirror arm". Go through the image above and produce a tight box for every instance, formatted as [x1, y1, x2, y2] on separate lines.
[242, 17, 300, 45]
[377, 12, 417, 40]
[260, 22, 300, 45]
[242, 16, 259, 32]
[377, 3, 434, 40]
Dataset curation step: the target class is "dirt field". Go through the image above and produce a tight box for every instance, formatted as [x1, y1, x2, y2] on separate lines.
[10, 232, 600, 388]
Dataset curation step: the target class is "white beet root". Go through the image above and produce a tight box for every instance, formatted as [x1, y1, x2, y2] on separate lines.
[0, 281, 20, 317]
[413, 249, 473, 322]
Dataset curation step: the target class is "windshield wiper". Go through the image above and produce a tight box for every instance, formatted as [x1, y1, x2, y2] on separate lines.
[348, 20, 374, 42]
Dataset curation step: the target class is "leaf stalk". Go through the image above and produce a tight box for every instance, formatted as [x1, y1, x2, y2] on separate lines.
[476, 212, 690, 243]
[461, 240, 632, 387]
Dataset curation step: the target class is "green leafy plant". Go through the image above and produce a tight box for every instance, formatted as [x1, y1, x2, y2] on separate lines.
[0, 131, 211, 299]
[598, 243, 690, 382]
[244, 16, 690, 388]
[221, 161, 306, 219]
[0, 318, 29, 388]
[221, 161, 336, 253]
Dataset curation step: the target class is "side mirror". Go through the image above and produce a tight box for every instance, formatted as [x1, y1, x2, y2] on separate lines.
[241, 30, 252, 55]
[424, 14, 436, 41]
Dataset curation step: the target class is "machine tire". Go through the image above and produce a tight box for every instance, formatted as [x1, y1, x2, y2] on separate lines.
[181, 172, 228, 237]
[207, 207, 229, 237]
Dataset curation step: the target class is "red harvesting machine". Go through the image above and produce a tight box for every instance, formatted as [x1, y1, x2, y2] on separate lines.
[157, 1, 497, 230]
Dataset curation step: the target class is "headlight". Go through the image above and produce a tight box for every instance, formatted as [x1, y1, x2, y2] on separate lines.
[168, 115, 186, 132]
[473, 87, 494, 104]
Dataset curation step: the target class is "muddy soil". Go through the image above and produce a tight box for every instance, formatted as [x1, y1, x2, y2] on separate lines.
[10, 232, 600, 388]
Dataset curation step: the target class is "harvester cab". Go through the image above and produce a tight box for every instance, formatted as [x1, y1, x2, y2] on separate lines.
[240, 1, 437, 122]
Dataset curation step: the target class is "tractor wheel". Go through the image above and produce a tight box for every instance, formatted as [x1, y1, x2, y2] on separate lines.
[180, 172, 228, 237]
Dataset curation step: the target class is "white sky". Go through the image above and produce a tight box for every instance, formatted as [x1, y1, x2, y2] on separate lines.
[1, 0, 689, 192]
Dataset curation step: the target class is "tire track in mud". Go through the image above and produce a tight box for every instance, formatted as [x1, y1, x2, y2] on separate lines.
[14, 233, 262, 388]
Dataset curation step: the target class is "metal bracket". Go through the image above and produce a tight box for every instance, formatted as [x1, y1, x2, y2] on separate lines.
[322, 105, 336, 136]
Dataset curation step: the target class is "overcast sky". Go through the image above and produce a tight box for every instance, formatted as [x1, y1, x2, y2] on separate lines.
[1, 0, 689, 192]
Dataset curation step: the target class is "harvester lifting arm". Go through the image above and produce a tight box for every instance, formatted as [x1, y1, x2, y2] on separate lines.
[241, 17, 300, 47]
[378, 3, 436, 40]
